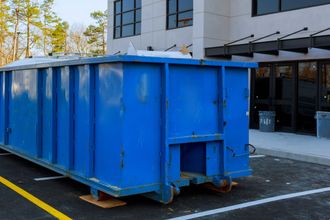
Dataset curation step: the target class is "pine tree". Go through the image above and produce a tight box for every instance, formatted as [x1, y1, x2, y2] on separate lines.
[51, 21, 69, 53]
[84, 10, 108, 55]
[40, 0, 59, 55]
[19, 0, 42, 58]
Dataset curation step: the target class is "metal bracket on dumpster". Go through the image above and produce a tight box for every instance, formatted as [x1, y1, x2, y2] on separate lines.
[226, 146, 249, 158]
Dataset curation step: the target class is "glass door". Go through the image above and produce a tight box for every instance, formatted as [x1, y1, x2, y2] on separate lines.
[250, 65, 272, 128]
[320, 63, 330, 112]
[274, 64, 295, 131]
[297, 62, 317, 133]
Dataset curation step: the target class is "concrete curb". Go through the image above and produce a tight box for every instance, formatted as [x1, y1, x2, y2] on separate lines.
[256, 147, 330, 167]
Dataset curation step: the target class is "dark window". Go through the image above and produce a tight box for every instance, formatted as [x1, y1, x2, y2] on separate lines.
[253, 0, 330, 16]
[122, 11, 134, 25]
[254, 0, 279, 15]
[178, 0, 192, 11]
[297, 62, 317, 133]
[167, 0, 193, 30]
[115, 1, 121, 12]
[136, 9, 141, 22]
[114, 0, 141, 39]
[281, 0, 330, 11]
[136, 22, 141, 34]
[122, 24, 134, 37]
[321, 64, 330, 105]
[275, 65, 293, 101]
[122, 0, 134, 12]
[168, 0, 177, 14]
[255, 66, 271, 99]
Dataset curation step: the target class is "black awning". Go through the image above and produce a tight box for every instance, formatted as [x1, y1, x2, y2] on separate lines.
[205, 35, 330, 59]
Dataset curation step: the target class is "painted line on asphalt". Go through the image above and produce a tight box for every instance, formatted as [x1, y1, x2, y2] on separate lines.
[34, 176, 67, 182]
[0, 176, 72, 220]
[168, 187, 330, 220]
[249, 155, 266, 158]
[0, 153, 12, 156]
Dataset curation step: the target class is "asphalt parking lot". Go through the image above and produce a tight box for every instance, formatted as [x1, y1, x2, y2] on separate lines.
[1, 149, 330, 220]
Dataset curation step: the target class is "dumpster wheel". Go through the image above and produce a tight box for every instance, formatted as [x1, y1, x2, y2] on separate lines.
[203, 180, 236, 193]
[219, 180, 233, 193]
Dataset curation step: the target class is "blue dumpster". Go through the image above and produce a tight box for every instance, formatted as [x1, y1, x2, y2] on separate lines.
[0, 56, 257, 204]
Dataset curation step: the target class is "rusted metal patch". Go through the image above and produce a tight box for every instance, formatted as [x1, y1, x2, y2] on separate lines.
[203, 181, 238, 193]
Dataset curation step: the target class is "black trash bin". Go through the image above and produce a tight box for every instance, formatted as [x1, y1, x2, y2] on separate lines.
[316, 111, 330, 139]
[259, 111, 276, 132]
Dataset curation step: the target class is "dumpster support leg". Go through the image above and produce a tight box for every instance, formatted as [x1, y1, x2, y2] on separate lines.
[79, 188, 126, 209]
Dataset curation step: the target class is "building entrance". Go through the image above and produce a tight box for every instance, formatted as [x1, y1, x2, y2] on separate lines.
[251, 60, 328, 134]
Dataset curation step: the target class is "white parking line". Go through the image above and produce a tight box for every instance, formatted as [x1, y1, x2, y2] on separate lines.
[249, 155, 266, 158]
[34, 176, 67, 182]
[168, 187, 330, 220]
[0, 153, 12, 156]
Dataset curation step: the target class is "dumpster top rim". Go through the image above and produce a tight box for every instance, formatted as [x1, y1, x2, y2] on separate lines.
[0, 55, 258, 72]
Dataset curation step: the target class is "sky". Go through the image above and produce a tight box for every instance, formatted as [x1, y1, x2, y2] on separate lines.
[54, 0, 108, 26]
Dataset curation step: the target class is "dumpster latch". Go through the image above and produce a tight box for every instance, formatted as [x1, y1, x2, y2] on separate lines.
[6, 128, 12, 134]
[244, 88, 249, 98]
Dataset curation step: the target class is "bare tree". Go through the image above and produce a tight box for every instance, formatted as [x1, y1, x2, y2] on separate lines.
[66, 24, 92, 55]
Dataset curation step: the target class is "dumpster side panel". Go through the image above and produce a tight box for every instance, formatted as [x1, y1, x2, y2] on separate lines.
[41, 68, 54, 162]
[94, 63, 124, 186]
[74, 65, 91, 176]
[8, 70, 38, 156]
[168, 65, 220, 177]
[0, 72, 3, 144]
[56, 67, 71, 169]
[121, 63, 162, 187]
[168, 65, 219, 137]
[224, 67, 250, 175]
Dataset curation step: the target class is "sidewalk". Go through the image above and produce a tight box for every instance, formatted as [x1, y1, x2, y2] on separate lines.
[250, 129, 330, 166]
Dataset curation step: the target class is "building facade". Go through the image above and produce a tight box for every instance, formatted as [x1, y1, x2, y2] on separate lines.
[107, 0, 330, 134]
